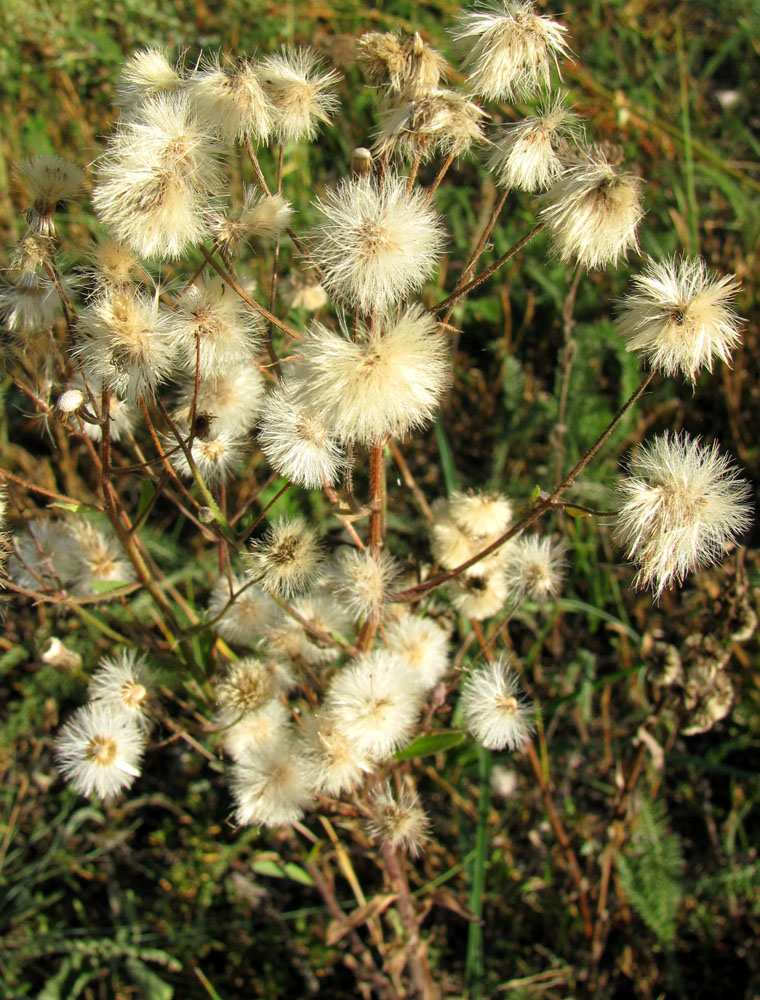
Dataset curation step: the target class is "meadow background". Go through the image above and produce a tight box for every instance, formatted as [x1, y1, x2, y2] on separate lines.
[1, 0, 760, 997]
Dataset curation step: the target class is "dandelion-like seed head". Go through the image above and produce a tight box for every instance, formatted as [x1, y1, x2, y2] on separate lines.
[231, 739, 314, 828]
[366, 780, 430, 856]
[615, 432, 753, 599]
[616, 256, 743, 384]
[172, 273, 260, 377]
[216, 657, 276, 724]
[259, 47, 341, 142]
[117, 48, 185, 106]
[385, 613, 451, 690]
[504, 534, 565, 602]
[174, 362, 265, 436]
[248, 516, 322, 597]
[293, 305, 450, 445]
[451, 0, 570, 101]
[329, 547, 400, 620]
[8, 517, 81, 592]
[448, 490, 513, 539]
[89, 649, 152, 724]
[461, 655, 535, 750]
[375, 89, 488, 163]
[55, 704, 146, 800]
[222, 698, 291, 763]
[488, 95, 581, 192]
[211, 190, 292, 259]
[169, 424, 247, 485]
[541, 146, 644, 270]
[188, 55, 273, 143]
[310, 173, 446, 315]
[449, 567, 508, 620]
[70, 521, 136, 595]
[84, 238, 142, 294]
[356, 30, 448, 98]
[0, 271, 68, 335]
[208, 574, 277, 647]
[300, 712, 374, 797]
[264, 590, 349, 667]
[16, 155, 85, 235]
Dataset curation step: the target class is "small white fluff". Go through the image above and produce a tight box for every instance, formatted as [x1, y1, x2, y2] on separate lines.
[55, 703, 147, 800]
[461, 655, 535, 751]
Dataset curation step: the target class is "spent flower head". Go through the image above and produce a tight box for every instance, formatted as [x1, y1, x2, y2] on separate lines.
[356, 31, 448, 99]
[488, 96, 581, 192]
[616, 256, 742, 384]
[615, 432, 753, 599]
[461, 655, 535, 750]
[259, 47, 341, 142]
[366, 781, 430, 857]
[89, 649, 152, 726]
[55, 704, 146, 800]
[16, 155, 85, 236]
[247, 516, 322, 597]
[187, 55, 273, 143]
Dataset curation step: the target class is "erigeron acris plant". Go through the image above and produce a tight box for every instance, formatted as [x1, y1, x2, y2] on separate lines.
[1, 2, 752, 994]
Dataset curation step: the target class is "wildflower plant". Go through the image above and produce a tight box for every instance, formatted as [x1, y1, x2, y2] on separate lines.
[1, 5, 754, 996]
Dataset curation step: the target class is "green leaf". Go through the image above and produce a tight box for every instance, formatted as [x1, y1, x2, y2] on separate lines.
[251, 857, 314, 886]
[125, 957, 174, 1000]
[435, 421, 460, 494]
[395, 730, 465, 760]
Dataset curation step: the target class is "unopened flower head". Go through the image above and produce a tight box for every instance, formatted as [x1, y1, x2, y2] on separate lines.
[92, 92, 225, 260]
[310, 173, 445, 315]
[293, 306, 450, 445]
[16, 155, 85, 235]
[216, 656, 276, 725]
[211, 190, 292, 259]
[116, 48, 185, 106]
[504, 534, 565, 602]
[541, 147, 644, 269]
[324, 650, 423, 760]
[385, 613, 450, 690]
[188, 55, 273, 142]
[461, 654, 535, 750]
[89, 649, 152, 725]
[375, 89, 487, 162]
[488, 96, 581, 192]
[259, 47, 341, 142]
[55, 704, 146, 800]
[258, 382, 346, 489]
[616, 256, 742, 384]
[366, 780, 430, 856]
[615, 432, 752, 598]
[330, 547, 400, 620]
[231, 739, 314, 827]
[208, 574, 277, 647]
[356, 31, 448, 99]
[76, 288, 179, 402]
[172, 273, 260, 377]
[451, 1, 570, 101]
[248, 516, 322, 597]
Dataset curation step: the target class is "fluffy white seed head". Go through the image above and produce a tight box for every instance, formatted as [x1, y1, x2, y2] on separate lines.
[259, 47, 341, 142]
[231, 739, 314, 827]
[208, 574, 277, 647]
[448, 490, 513, 538]
[8, 518, 81, 592]
[488, 96, 581, 192]
[451, 1, 570, 101]
[310, 174, 446, 315]
[503, 534, 565, 602]
[375, 89, 488, 162]
[211, 190, 293, 259]
[172, 273, 260, 377]
[88, 649, 152, 726]
[449, 566, 508, 620]
[117, 48, 185, 106]
[278, 273, 328, 311]
[616, 257, 742, 384]
[293, 306, 450, 445]
[263, 590, 350, 666]
[69, 372, 137, 443]
[169, 424, 248, 485]
[299, 711, 374, 797]
[55, 704, 146, 800]
[324, 650, 423, 760]
[461, 655, 535, 750]
[385, 613, 451, 690]
[615, 432, 753, 599]
[69, 521, 136, 596]
[83, 238, 143, 295]
[216, 657, 277, 726]
[541, 147, 644, 269]
[173, 362, 265, 436]
[75, 288, 179, 402]
[92, 92, 225, 260]
[356, 31, 448, 99]
[221, 698, 291, 763]
[16, 155, 85, 235]
[0, 271, 69, 335]
[366, 780, 430, 856]
[329, 547, 400, 620]
[187, 55, 273, 143]
[247, 517, 322, 597]
[258, 382, 346, 489]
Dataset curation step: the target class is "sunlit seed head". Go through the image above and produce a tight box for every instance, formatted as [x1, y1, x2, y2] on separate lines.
[278, 273, 328, 312]
[69, 521, 136, 596]
[329, 547, 400, 620]
[504, 534, 565, 602]
[55, 704, 146, 800]
[89, 649, 152, 725]
[16, 155, 85, 235]
[259, 47, 341, 142]
[247, 516, 322, 597]
[299, 711, 374, 797]
[449, 567, 508, 620]
[8, 517, 82, 592]
[208, 574, 278, 647]
[68, 371, 138, 444]
[173, 362, 265, 436]
[292, 305, 450, 445]
[169, 424, 247, 486]
[0, 271, 69, 335]
[375, 89, 488, 162]
[488, 95, 582, 192]
[451, 1, 570, 101]
[448, 490, 513, 539]
[615, 432, 753, 599]
[540, 146, 644, 270]
[84, 238, 142, 294]
[461, 655, 535, 751]
[616, 256, 743, 385]
[231, 739, 314, 828]
[211, 190, 292, 259]
[356, 30, 448, 99]
[187, 55, 273, 143]
[385, 612, 451, 690]
[263, 590, 350, 667]
[310, 173, 446, 315]
[117, 48, 185, 107]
